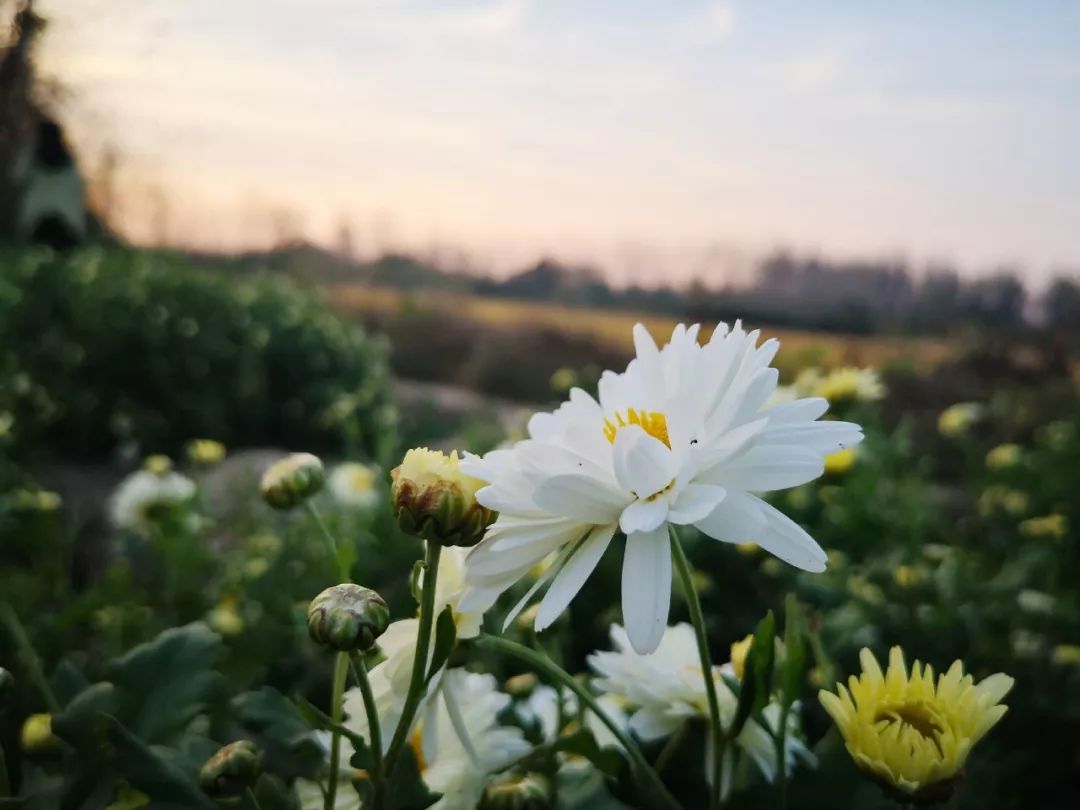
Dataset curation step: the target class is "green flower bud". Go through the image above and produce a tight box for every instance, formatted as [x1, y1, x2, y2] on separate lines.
[199, 740, 262, 798]
[260, 453, 325, 510]
[308, 584, 390, 652]
[480, 773, 552, 810]
[20, 713, 61, 756]
[391, 448, 495, 547]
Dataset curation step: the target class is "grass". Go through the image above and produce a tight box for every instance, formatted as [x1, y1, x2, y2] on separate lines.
[326, 282, 956, 372]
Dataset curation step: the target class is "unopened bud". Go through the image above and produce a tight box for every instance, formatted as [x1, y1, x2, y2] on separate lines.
[480, 772, 552, 810]
[261, 453, 325, 510]
[308, 584, 390, 652]
[199, 740, 261, 798]
[390, 448, 494, 547]
[20, 713, 61, 755]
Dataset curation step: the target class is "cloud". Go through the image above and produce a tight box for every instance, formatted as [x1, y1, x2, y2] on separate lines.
[781, 50, 845, 92]
[673, 1, 735, 47]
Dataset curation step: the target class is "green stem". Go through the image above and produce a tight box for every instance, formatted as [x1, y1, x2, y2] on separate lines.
[474, 634, 684, 810]
[0, 741, 10, 798]
[669, 527, 724, 810]
[325, 652, 349, 810]
[776, 703, 790, 810]
[382, 542, 442, 782]
[350, 654, 383, 770]
[350, 653, 384, 808]
[0, 601, 60, 713]
[306, 501, 349, 581]
[654, 722, 688, 776]
[245, 786, 264, 810]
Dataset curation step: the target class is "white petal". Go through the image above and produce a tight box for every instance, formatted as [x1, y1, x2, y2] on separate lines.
[764, 397, 828, 422]
[535, 524, 616, 631]
[694, 489, 767, 543]
[705, 445, 824, 492]
[533, 474, 627, 523]
[752, 497, 827, 572]
[621, 527, 672, 654]
[612, 425, 676, 498]
[668, 484, 726, 525]
[757, 420, 864, 455]
[619, 498, 670, 535]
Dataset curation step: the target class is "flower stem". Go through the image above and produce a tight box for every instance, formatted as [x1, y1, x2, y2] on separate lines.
[669, 527, 724, 810]
[776, 703, 790, 810]
[325, 652, 349, 810]
[474, 633, 684, 810]
[245, 786, 264, 810]
[382, 542, 442, 783]
[350, 654, 383, 769]
[0, 601, 60, 713]
[305, 501, 348, 581]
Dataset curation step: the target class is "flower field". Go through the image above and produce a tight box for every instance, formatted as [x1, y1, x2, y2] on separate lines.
[2, 248, 1079, 810]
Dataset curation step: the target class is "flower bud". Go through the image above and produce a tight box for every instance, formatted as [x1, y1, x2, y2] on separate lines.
[505, 672, 538, 697]
[480, 773, 552, 810]
[308, 584, 390, 652]
[199, 740, 262, 798]
[260, 453, 325, 510]
[20, 713, 61, 756]
[390, 448, 494, 547]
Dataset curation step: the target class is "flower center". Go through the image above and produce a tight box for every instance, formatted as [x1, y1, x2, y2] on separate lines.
[603, 409, 670, 448]
[874, 701, 943, 744]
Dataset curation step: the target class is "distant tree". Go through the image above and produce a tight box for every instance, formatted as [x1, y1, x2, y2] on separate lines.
[1044, 275, 1080, 332]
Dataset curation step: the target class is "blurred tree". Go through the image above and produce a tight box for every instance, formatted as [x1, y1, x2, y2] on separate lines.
[1044, 275, 1080, 332]
[0, 0, 43, 240]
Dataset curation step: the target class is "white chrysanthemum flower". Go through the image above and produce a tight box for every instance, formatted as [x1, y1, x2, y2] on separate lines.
[460, 322, 862, 653]
[329, 462, 380, 509]
[516, 683, 628, 753]
[108, 469, 197, 531]
[305, 671, 529, 810]
[588, 624, 812, 798]
[429, 546, 485, 639]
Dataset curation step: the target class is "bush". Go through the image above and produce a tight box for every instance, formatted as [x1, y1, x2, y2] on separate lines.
[0, 247, 397, 463]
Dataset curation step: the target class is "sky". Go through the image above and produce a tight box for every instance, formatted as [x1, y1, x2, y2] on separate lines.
[31, 0, 1080, 286]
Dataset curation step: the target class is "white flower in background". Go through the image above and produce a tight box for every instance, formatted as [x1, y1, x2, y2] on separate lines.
[588, 624, 812, 798]
[109, 469, 196, 531]
[460, 322, 862, 653]
[428, 546, 486, 639]
[307, 671, 528, 810]
[329, 462, 380, 509]
[516, 683, 628, 752]
[421, 671, 531, 810]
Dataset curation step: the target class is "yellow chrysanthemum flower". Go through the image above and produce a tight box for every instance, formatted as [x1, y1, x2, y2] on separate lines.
[1019, 513, 1068, 539]
[813, 367, 885, 403]
[937, 403, 982, 437]
[984, 443, 1021, 471]
[730, 634, 753, 680]
[187, 438, 226, 465]
[819, 647, 1013, 802]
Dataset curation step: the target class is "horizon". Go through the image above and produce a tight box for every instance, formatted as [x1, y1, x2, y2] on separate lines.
[30, 0, 1080, 287]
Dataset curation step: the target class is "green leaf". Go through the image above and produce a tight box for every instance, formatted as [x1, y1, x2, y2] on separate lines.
[107, 622, 225, 745]
[232, 687, 325, 779]
[103, 715, 216, 810]
[729, 610, 775, 738]
[425, 607, 457, 684]
[385, 743, 440, 810]
[780, 594, 807, 711]
[52, 681, 116, 750]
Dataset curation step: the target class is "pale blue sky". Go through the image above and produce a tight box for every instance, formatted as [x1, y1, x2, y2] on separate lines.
[37, 0, 1080, 285]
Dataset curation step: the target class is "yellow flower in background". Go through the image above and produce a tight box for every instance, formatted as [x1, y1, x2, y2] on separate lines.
[937, 403, 982, 437]
[985, 443, 1022, 470]
[978, 486, 1029, 518]
[1019, 513, 1068, 539]
[813, 367, 885, 404]
[187, 439, 226, 465]
[730, 634, 753, 680]
[824, 447, 858, 475]
[1051, 645, 1080, 667]
[819, 647, 1012, 802]
[8, 489, 62, 512]
[736, 541, 758, 556]
[893, 565, 921, 588]
[143, 454, 173, 474]
[206, 596, 245, 636]
[549, 367, 577, 393]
